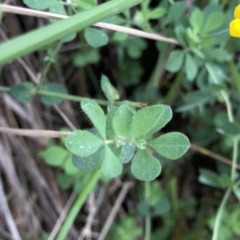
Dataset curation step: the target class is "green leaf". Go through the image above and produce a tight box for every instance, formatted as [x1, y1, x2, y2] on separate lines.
[63, 159, 79, 174]
[112, 32, 128, 42]
[175, 25, 187, 47]
[84, 28, 109, 48]
[73, 49, 100, 67]
[185, 53, 197, 81]
[40, 83, 67, 106]
[233, 184, 240, 202]
[112, 104, 134, 138]
[101, 146, 122, 178]
[39, 146, 69, 166]
[143, 105, 172, 139]
[120, 144, 136, 164]
[72, 147, 104, 171]
[57, 173, 75, 190]
[101, 75, 120, 102]
[10, 82, 35, 103]
[147, 132, 190, 160]
[198, 169, 223, 188]
[216, 121, 240, 136]
[48, 2, 76, 42]
[202, 12, 224, 33]
[106, 106, 119, 139]
[49, 1, 66, 18]
[23, 0, 54, 10]
[131, 150, 161, 181]
[164, 2, 185, 24]
[165, 50, 184, 73]
[131, 105, 169, 139]
[81, 99, 106, 139]
[125, 38, 147, 59]
[79, 0, 97, 9]
[191, 47, 205, 59]
[147, 7, 166, 19]
[65, 130, 103, 157]
[189, 8, 203, 33]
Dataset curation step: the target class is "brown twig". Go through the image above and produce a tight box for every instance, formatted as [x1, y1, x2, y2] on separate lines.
[48, 193, 77, 240]
[97, 182, 134, 240]
[0, 127, 70, 138]
[191, 143, 240, 170]
[0, 4, 179, 45]
[0, 176, 22, 240]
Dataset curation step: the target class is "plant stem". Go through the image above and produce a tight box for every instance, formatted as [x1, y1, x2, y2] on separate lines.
[228, 59, 240, 98]
[0, 85, 146, 108]
[163, 71, 184, 105]
[212, 188, 231, 240]
[0, 86, 10, 92]
[148, 46, 169, 89]
[210, 60, 239, 239]
[206, 63, 234, 123]
[144, 181, 151, 240]
[35, 41, 63, 92]
[56, 170, 101, 240]
[231, 138, 239, 181]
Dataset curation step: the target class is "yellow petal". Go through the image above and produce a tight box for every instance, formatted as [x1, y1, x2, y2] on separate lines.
[234, 4, 240, 19]
[230, 19, 240, 37]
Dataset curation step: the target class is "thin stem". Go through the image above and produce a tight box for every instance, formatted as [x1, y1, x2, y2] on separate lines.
[148, 49, 168, 88]
[144, 182, 151, 240]
[163, 71, 184, 105]
[55, 170, 101, 240]
[0, 85, 146, 108]
[220, 91, 234, 123]
[212, 188, 231, 240]
[231, 138, 239, 181]
[36, 41, 63, 92]
[206, 63, 234, 123]
[0, 85, 10, 92]
[209, 60, 239, 239]
[0, 4, 179, 45]
[0, 127, 70, 138]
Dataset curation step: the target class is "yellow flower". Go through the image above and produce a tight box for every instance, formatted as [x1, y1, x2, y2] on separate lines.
[234, 4, 240, 19]
[230, 5, 240, 38]
[230, 19, 240, 37]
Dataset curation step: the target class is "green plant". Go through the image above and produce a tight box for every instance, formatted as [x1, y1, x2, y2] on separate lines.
[65, 75, 190, 181]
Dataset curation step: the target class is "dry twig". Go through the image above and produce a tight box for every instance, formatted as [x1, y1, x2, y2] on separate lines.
[0, 4, 179, 45]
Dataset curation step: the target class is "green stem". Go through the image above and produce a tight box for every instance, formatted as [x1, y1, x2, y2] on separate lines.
[212, 188, 231, 240]
[56, 170, 101, 240]
[231, 138, 239, 182]
[210, 60, 239, 239]
[0, 0, 144, 65]
[36, 42, 63, 92]
[228, 59, 240, 97]
[144, 182, 151, 240]
[163, 71, 184, 105]
[206, 63, 234, 123]
[148, 49, 168, 88]
[0, 86, 10, 92]
[0, 85, 145, 108]
[39, 89, 108, 105]
[170, 178, 178, 216]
